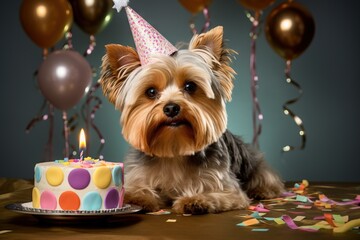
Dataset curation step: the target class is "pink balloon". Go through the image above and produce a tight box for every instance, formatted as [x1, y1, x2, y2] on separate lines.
[37, 50, 92, 110]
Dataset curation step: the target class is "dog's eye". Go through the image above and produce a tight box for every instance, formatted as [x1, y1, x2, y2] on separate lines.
[145, 87, 158, 99]
[184, 81, 197, 94]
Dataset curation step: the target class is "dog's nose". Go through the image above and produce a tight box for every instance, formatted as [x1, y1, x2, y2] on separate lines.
[163, 103, 180, 118]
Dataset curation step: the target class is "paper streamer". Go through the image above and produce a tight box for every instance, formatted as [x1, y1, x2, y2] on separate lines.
[282, 60, 306, 152]
[282, 215, 318, 232]
[333, 218, 360, 233]
[319, 194, 360, 206]
[63, 31, 73, 50]
[83, 35, 96, 57]
[249, 203, 270, 212]
[63, 30, 96, 57]
[246, 11, 263, 148]
[189, 7, 211, 35]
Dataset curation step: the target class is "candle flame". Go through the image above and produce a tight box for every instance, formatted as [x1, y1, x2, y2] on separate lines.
[79, 128, 86, 149]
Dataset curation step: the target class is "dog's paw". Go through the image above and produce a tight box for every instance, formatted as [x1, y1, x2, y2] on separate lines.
[124, 192, 160, 212]
[172, 195, 212, 215]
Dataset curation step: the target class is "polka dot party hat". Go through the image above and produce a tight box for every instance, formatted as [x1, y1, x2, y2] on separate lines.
[113, 0, 178, 65]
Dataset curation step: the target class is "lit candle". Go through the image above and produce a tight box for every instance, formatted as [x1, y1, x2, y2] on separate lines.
[79, 128, 86, 161]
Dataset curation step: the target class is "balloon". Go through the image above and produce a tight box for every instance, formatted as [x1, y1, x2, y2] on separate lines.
[265, 2, 315, 60]
[19, 0, 73, 48]
[37, 50, 92, 110]
[178, 0, 212, 14]
[238, 0, 275, 12]
[69, 0, 114, 35]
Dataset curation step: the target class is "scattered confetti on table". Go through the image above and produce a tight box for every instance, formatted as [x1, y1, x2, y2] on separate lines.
[234, 180, 360, 234]
[166, 219, 177, 223]
[146, 209, 172, 215]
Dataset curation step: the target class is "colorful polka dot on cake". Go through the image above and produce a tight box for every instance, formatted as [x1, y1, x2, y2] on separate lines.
[40, 190, 57, 210]
[32, 187, 40, 208]
[59, 191, 80, 210]
[82, 192, 102, 210]
[93, 166, 112, 189]
[68, 168, 90, 190]
[46, 166, 64, 186]
[105, 188, 120, 209]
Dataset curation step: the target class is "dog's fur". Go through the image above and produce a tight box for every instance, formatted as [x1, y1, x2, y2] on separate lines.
[100, 26, 284, 214]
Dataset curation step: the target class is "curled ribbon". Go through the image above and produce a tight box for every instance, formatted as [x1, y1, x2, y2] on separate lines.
[83, 35, 96, 57]
[189, 7, 211, 35]
[282, 60, 306, 152]
[246, 11, 263, 148]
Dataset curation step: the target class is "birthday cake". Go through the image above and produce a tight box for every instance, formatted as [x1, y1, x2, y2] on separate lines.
[32, 158, 124, 211]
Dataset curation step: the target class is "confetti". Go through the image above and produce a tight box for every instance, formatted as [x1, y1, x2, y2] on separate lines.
[274, 218, 286, 225]
[333, 218, 360, 233]
[250, 211, 266, 219]
[236, 218, 260, 227]
[251, 228, 269, 232]
[293, 216, 306, 222]
[248, 203, 270, 212]
[166, 219, 177, 223]
[0, 230, 12, 235]
[282, 215, 318, 232]
[296, 205, 312, 209]
[296, 195, 310, 203]
[146, 209, 171, 215]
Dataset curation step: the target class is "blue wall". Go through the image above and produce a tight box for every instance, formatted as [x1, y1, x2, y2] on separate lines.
[1, 0, 359, 181]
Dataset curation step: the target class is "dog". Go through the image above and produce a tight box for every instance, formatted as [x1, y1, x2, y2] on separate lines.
[100, 26, 284, 214]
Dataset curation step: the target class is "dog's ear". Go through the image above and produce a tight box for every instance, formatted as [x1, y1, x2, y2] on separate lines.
[189, 26, 235, 101]
[100, 44, 141, 105]
[189, 26, 225, 61]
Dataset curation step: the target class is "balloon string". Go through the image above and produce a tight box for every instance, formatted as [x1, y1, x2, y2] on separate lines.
[67, 112, 79, 158]
[62, 111, 70, 158]
[67, 112, 79, 133]
[190, 7, 211, 35]
[247, 11, 263, 149]
[46, 104, 54, 162]
[82, 81, 105, 159]
[282, 60, 306, 152]
[83, 35, 96, 57]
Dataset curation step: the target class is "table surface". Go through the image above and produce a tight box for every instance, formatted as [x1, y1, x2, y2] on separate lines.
[0, 178, 359, 240]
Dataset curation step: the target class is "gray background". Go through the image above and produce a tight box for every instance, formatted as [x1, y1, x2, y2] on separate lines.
[1, 0, 359, 181]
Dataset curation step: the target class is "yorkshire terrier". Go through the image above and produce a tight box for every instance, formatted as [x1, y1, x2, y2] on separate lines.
[100, 26, 284, 214]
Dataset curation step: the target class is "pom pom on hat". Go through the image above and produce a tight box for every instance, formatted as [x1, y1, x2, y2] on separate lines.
[112, 0, 129, 12]
[112, 0, 177, 65]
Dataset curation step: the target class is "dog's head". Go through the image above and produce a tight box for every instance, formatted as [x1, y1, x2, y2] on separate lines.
[100, 26, 236, 157]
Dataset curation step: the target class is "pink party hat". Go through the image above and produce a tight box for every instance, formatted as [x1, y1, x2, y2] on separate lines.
[113, 0, 177, 65]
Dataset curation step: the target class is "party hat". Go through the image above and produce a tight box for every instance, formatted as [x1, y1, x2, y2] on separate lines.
[113, 0, 177, 65]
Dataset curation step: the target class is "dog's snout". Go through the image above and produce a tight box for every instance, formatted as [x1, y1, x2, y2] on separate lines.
[163, 103, 180, 118]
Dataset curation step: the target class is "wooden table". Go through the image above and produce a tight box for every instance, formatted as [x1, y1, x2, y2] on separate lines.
[1, 178, 359, 240]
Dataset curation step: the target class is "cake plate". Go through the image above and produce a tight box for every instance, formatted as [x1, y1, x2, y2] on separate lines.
[6, 202, 142, 223]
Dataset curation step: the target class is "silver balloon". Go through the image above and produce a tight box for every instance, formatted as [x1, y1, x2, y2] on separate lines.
[37, 50, 92, 110]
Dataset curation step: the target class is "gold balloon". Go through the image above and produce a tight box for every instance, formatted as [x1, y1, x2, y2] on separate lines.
[265, 2, 315, 60]
[178, 0, 213, 14]
[69, 0, 114, 35]
[19, 0, 73, 48]
[238, 0, 275, 12]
